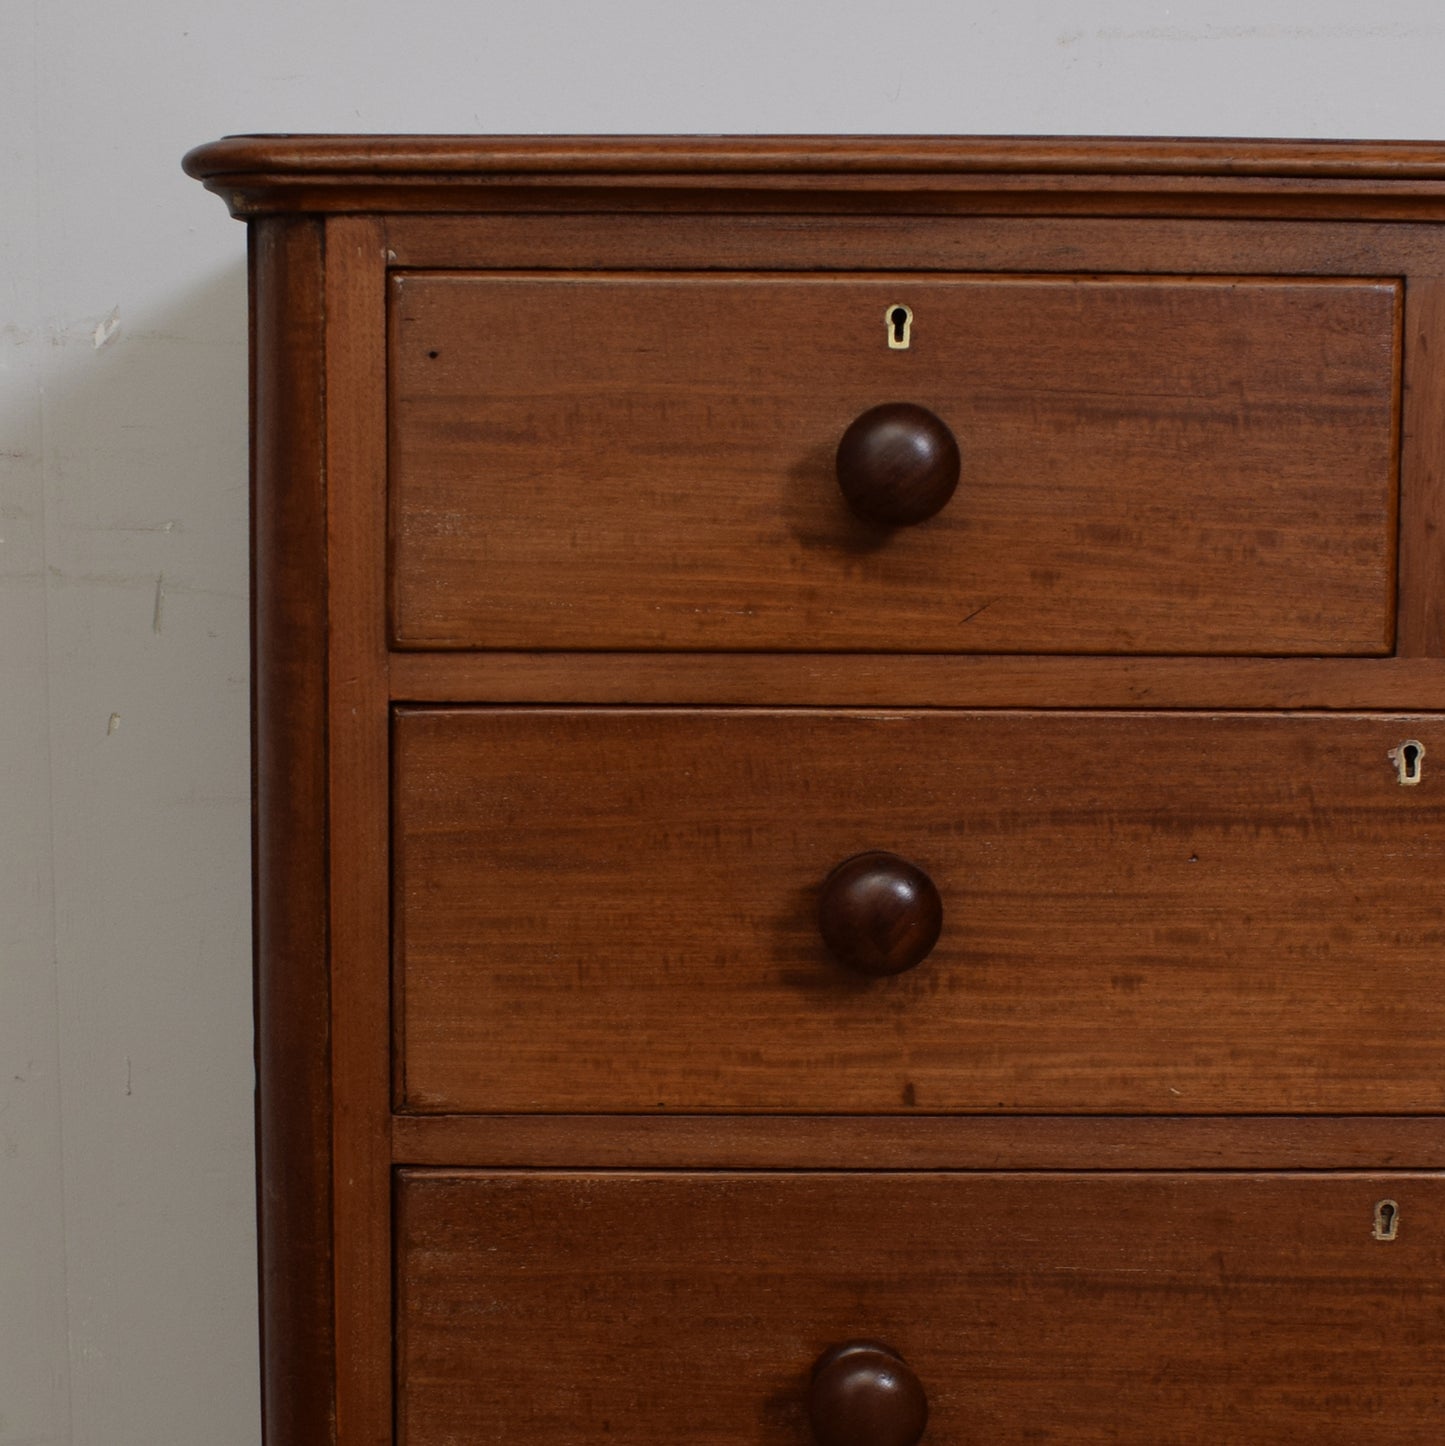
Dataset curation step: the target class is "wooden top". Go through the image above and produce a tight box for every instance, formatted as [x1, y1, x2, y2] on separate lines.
[183, 134, 1445, 218]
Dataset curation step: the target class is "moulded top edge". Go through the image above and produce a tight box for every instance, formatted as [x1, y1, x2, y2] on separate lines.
[183, 134, 1445, 220]
[184, 133, 1445, 181]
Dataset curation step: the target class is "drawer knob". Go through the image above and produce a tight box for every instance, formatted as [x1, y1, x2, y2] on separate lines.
[809, 1341, 929, 1446]
[835, 403, 960, 526]
[818, 852, 943, 977]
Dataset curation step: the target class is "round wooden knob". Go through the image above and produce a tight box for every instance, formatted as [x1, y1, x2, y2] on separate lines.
[818, 852, 943, 978]
[835, 403, 960, 526]
[809, 1341, 929, 1446]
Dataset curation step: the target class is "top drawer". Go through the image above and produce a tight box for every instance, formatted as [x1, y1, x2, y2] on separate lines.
[389, 272, 1400, 654]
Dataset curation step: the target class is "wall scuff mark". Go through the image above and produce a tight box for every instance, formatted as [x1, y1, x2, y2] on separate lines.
[92, 305, 120, 348]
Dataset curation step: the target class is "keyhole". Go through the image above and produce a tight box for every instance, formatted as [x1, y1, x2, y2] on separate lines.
[886, 304, 913, 350]
[1389, 740, 1425, 785]
[1373, 1199, 1399, 1241]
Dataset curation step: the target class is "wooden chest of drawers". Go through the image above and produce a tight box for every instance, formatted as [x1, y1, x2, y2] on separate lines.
[185, 135, 1445, 1444]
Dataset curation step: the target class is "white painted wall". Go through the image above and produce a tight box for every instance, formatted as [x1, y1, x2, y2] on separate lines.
[5, 3, 1445, 1442]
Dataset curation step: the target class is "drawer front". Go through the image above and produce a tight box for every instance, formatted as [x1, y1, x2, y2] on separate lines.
[396, 1170, 1445, 1444]
[389, 273, 1399, 654]
[394, 708, 1445, 1115]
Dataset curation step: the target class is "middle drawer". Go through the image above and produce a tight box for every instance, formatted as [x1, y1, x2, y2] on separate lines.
[394, 708, 1445, 1115]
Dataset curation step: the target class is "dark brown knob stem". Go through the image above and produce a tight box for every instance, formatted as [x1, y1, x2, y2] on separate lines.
[809, 1341, 929, 1446]
[835, 402, 960, 526]
[818, 852, 943, 978]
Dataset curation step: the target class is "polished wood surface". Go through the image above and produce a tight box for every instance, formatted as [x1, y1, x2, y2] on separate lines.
[817, 852, 944, 978]
[379, 213, 1445, 279]
[323, 217, 394, 1446]
[387, 653, 1445, 707]
[395, 708, 1445, 1115]
[184, 135, 1445, 222]
[194, 137, 1445, 1446]
[808, 1342, 927, 1446]
[183, 133, 1445, 182]
[396, 1170, 1445, 1444]
[250, 218, 337, 1446]
[390, 273, 1398, 654]
[834, 402, 959, 527]
[390, 1114, 1445, 1171]
[1398, 277, 1445, 656]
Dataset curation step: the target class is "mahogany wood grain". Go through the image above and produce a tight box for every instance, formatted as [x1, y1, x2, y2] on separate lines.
[183, 134, 1445, 183]
[390, 273, 1398, 654]
[808, 1342, 928, 1446]
[381, 214, 1445, 278]
[834, 403, 960, 526]
[1398, 278, 1445, 656]
[389, 1114, 1445, 1172]
[250, 217, 336, 1446]
[185, 135, 1445, 222]
[323, 217, 393, 1446]
[817, 852, 944, 977]
[387, 653, 1445, 708]
[193, 138, 1445, 1446]
[396, 1169, 1445, 1444]
[395, 707, 1445, 1115]
[198, 176, 1445, 224]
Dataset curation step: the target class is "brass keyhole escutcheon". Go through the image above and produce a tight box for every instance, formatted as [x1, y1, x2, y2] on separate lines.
[1389, 740, 1425, 785]
[886, 304, 913, 350]
[1373, 1199, 1399, 1241]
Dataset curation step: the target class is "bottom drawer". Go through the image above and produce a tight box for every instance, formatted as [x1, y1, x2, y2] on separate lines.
[396, 1170, 1445, 1443]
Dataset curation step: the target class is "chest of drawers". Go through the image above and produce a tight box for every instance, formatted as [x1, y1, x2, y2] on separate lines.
[185, 135, 1445, 1444]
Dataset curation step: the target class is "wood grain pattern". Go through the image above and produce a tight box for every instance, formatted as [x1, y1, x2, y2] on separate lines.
[390, 1115, 1445, 1171]
[817, 851, 944, 977]
[183, 135, 1445, 222]
[833, 402, 960, 526]
[383, 214, 1445, 279]
[395, 708, 1445, 1115]
[807, 1342, 928, 1446]
[182, 134, 1445, 183]
[199, 178, 1445, 224]
[194, 138, 1445, 1446]
[386, 653, 1445, 707]
[1398, 278, 1445, 656]
[250, 217, 336, 1446]
[390, 273, 1398, 654]
[396, 1169, 1445, 1444]
[323, 216, 393, 1446]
